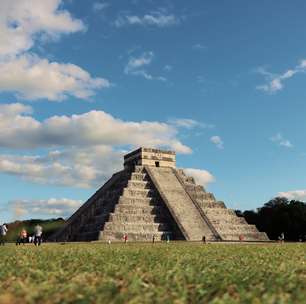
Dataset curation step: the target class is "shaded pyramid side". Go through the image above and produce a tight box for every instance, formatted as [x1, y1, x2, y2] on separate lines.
[51, 170, 130, 242]
[175, 169, 269, 241]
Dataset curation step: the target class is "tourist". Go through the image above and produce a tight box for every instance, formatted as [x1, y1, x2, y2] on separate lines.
[34, 224, 43, 246]
[0, 223, 8, 246]
[123, 234, 128, 243]
[152, 235, 155, 243]
[166, 233, 170, 243]
[16, 228, 27, 245]
[202, 235, 206, 244]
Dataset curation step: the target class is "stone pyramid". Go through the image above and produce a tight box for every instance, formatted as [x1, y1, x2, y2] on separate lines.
[52, 148, 268, 242]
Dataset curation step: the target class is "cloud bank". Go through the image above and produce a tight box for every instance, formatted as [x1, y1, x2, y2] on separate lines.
[0, 54, 109, 101]
[9, 198, 82, 219]
[0, 0, 85, 57]
[0, 103, 194, 188]
[0, 0, 109, 101]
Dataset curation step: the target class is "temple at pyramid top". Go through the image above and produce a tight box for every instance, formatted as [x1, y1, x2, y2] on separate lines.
[124, 147, 176, 169]
[51, 147, 269, 243]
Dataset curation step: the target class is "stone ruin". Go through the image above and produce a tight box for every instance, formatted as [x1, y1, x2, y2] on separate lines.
[52, 148, 268, 242]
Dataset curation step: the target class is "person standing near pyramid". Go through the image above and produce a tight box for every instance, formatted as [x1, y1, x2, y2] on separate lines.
[0, 223, 8, 246]
[34, 224, 43, 246]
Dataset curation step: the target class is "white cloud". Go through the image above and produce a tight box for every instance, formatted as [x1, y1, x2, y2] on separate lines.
[0, 54, 110, 101]
[125, 51, 153, 71]
[0, 102, 32, 116]
[0, 1, 109, 102]
[256, 60, 306, 94]
[192, 44, 207, 50]
[169, 118, 214, 129]
[164, 65, 172, 71]
[0, 0, 85, 57]
[93, 2, 109, 12]
[271, 133, 293, 148]
[0, 103, 191, 153]
[278, 190, 306, 201]
[210, 136, 224, 149]
[115, 11, 179, 28]
[184, 168, 215, 187]
[124, 51, 166, 81]
[9, 198, 82, 219]
[0, 104, 196, 187]
[0, 146, 122, 188]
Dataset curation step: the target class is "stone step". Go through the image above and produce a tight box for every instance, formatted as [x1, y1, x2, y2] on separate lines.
[104, 222, 170, 233]
[109, 213, 167, 223]
[197, 201, 225, 209]
[118, 196, 159, 206]
[204, 208, 237, 216]
[114, 204, 165, 215]
[194, 192, 217, 201]
[134, 166, 145, 173]
[210, 217, 247, 225]
[176, 170, 196, 185]
[101, 231, 173, 241]
[185, 184, 206, 193]
[127, 180, 151, 189]
[122, 188, 155, 198]
[220, 232, 268, 241]
[130, 172, 148, 181]
[214, 224, 259, 234]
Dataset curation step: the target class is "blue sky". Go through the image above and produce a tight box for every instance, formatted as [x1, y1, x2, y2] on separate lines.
[1, 0, 306, 222]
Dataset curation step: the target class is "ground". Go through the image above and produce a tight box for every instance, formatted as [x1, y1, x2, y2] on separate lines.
[0, 242, 305, 304]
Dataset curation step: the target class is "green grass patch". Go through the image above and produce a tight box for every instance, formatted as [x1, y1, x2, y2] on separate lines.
[0, 243, 306, 303]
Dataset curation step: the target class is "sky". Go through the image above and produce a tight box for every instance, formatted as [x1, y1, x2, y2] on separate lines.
[1, 0, 306, 222]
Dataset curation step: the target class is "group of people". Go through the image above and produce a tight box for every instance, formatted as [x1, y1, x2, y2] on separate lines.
[16, 225, 43, 246]
[0, 223, 43, 246]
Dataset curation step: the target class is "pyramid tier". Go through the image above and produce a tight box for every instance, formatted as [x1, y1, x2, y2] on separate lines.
[101, 231, 172, 241]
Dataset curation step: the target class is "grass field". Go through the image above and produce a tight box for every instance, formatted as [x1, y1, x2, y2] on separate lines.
[0, 242, 306, 304]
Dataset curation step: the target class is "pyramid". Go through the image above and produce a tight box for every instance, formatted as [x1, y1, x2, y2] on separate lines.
[52, 148, 268, 242]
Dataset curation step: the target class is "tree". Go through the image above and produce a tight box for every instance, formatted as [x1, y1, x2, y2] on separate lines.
[241, 197, 306, 241]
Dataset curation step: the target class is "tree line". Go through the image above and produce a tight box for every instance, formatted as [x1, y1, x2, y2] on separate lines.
[236, 197, 306, 241]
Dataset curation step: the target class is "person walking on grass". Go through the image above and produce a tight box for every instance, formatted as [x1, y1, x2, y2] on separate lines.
[0, 223, 8, 246]
[202, 235, 206, 244]
[279, 232, 285, 244]
[34, 224, 43, 246]
[16, 228, 27, 245]
[123, 234, 128, 243]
